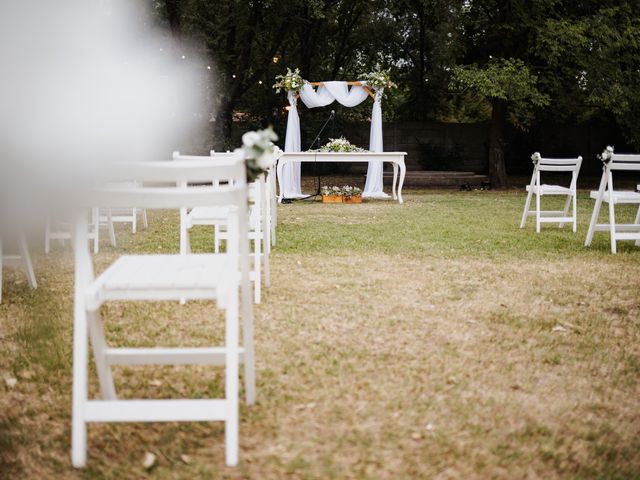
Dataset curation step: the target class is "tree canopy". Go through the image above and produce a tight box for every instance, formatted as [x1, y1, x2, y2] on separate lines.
[154, 0, 640, 182]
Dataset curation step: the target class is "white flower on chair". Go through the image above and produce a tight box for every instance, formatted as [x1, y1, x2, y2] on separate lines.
[240, 127, 279, 181]
[531, 152, 541, 164]
[597, 145, 614, 163]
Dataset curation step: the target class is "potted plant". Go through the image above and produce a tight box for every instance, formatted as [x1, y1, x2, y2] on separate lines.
[342, 185, 362, 204]
[321, 185, 344, 203]
[320, 185, 363, 203]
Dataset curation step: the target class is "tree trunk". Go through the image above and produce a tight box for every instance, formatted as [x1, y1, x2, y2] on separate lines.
[488, 98, 508, 188]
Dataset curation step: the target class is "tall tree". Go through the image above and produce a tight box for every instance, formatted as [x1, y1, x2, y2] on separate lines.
[451, 58, 549, 187]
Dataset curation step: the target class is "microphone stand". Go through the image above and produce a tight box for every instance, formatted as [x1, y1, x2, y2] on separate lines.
[309, 110, 335, 150]
[294, 110, 335, 201]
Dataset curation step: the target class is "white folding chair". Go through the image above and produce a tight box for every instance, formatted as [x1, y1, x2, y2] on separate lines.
[520, 154, 582, 233]
[585, 154, 640, 253]
[102, 185, 148, 235]
[71, 160, 254, 468]
[266, 164, 277, 247]
[46, 208, 116, 254]
[0, 232, 37, 304]
[176, 151, 271, 304]
[213, 174, 270, 303]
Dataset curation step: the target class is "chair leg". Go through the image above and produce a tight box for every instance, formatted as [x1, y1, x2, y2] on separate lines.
[179, 225, 190, 305]
[18, 234, 37, 289]
[242, 282, 255, 406]
[179, 209, 188, 256]
[132, 208, 137, 234]
[142, 209, 148, 229]
[520, 178, 535, 229]
[572, 192, 578, 233]
[71, 307, 89, 468]
[224, 291, 239, 467]
[559, 194, 572, 229]
[263, 233, 270, 289]
[585, 197, 603, 246]
[0, 236, 3, 304]
[106, 211, 116, 248]
[635, 206, 640, 247]
[535, 191, 541, 233]
[253, 238, 261, 304]
[214, 225, 221, 254]
[608, 199, 617, 254]
[88, 311, 117, 400]
[92, 208, 99, 254]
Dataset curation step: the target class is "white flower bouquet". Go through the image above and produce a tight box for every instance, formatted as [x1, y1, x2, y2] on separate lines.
[317, 137, 367, 153]
[531, 152, 541, 164]
[238, 127, 281, 182]
[597, 145, 614, 163]
[360, 64, 397, 90]
[273, 67, 305, 94]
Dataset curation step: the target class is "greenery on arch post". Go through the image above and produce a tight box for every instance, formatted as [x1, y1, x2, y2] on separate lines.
[450, 58, 549, 188]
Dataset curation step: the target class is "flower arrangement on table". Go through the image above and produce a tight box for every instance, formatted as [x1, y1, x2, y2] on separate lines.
[272, 67, 305, 94]
[316, 137, 367, 153]
[360, 64, 397, 90]
[320, 185, 363, 203]
[238, 126, 282, 182]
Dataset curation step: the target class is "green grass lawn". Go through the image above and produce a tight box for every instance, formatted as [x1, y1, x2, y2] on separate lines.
[1, 187, 639, 479]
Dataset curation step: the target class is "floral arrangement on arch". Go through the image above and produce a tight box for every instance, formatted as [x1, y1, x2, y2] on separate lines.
[238, 127, 282, 182]
[360, 64, 397, 90]
[272, 67, 305, 94]
[317, 137, 367, 153]
[321, 185, 362, 198]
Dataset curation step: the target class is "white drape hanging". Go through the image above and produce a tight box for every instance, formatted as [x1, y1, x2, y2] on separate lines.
[281, 81, 386, 198]
[300, 81, 370, 108]
[282, 91, 304, 198]
[362, 88, 388, 198]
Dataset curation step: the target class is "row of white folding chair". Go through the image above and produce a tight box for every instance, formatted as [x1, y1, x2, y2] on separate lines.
[206, 152, 276, 251]
[520, 155, 582, 233]
[100, 182, 148, 235]
[210, 153, 272, 303]
[71, 160, 254, 468]
[100, 208, 148, 234]
[46, 208, 116, 254]
[0, 232, 37, 304]
[175, 151, 272, 304]
[212, 175, 268, 303]
[585, 154, 640, 253]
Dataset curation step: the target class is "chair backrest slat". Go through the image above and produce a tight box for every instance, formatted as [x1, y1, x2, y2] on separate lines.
[537, 157, 582, 172]
[211, 152, 240, 162]
[92, 186, 245, 210]
[610, 154, 640, 171]
[110, 160, 244, 184]
[94, 161, 247, 209]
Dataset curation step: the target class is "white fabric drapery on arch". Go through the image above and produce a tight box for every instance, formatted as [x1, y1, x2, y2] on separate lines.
[363, 89, 385, 197]
[282, 81, 387, 198]
[282, 91, 304, 198]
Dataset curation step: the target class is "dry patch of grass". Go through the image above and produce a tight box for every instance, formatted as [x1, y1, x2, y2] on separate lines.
[1, 187, 639, 479]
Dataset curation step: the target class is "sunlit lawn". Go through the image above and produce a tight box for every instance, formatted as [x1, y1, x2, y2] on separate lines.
[1, 184, 639, 479]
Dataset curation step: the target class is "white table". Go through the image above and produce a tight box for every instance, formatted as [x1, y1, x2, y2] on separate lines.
[277, 151, 408, 204]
